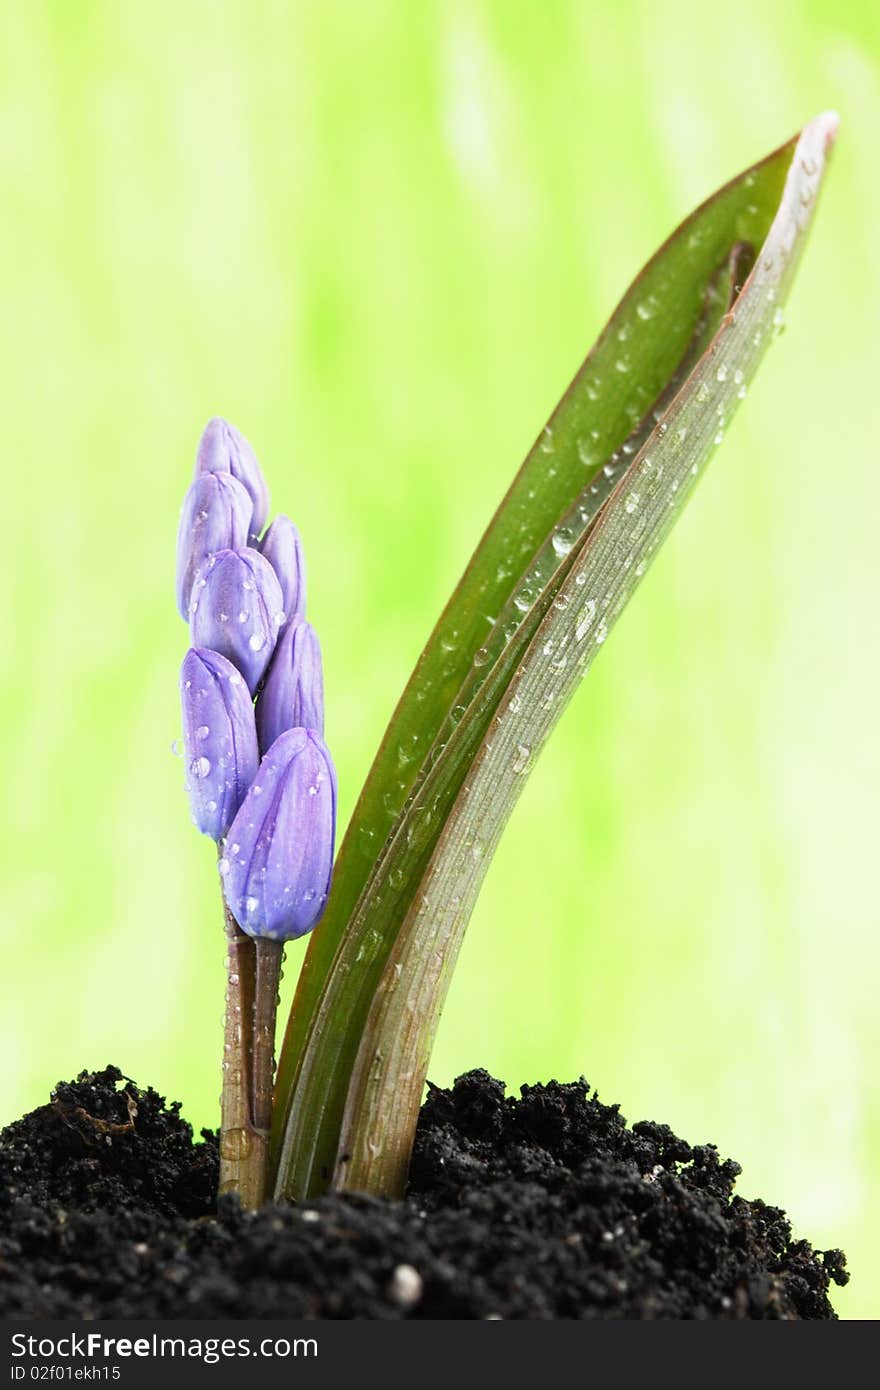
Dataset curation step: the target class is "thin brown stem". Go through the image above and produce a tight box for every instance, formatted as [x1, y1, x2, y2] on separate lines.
[253, 939, 284, 1139]
[218, 874, 265, 1208]
[218, 845, 285, 1209]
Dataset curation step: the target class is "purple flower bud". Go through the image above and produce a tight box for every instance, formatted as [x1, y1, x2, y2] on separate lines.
[258, 514, 306, 623]
[175, 472, 253, 619]
[256, 620, 324, 753]
[189, 548, 285, 693]
[180, 648, 259, 841]
[195, 417, 270, 537]
[221, 728, 337, 941]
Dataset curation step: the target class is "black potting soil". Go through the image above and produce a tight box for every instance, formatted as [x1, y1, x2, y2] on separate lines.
[0, 1066, 847, 1319]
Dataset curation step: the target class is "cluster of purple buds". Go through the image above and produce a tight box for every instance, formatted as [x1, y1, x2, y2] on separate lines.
[176, 418, 336, 941]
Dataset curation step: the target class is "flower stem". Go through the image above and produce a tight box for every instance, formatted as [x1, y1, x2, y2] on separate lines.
[218, 848, 285, 1209]
[252, 939, 284, 1141]
[219, 889, 265, 1207]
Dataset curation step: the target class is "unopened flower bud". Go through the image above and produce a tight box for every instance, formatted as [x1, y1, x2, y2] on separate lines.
[189, 548, 285, 693]
[258, 514, 306, 623]
[256, 620, 324, 753]
[175, 472, 252, 619]
[195, 417, 270, 537]
[180, 648, 259, 840]
[222, 728, 337, 941]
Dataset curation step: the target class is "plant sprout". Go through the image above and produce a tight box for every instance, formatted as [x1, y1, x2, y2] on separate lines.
[174, 113, 837, 1209]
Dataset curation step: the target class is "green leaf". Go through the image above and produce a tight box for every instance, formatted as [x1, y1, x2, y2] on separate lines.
[272, 113, 838, 1199]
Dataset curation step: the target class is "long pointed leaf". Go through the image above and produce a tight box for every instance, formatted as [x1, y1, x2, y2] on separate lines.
[333, 112, 838, 1195]
[273, 114, 836, 1198]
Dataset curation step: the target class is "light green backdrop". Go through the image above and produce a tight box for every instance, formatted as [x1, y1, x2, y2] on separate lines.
[1, 0, 876, 1318]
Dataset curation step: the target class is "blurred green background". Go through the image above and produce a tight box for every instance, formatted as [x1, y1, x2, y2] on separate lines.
[1, 0, 876, 1317]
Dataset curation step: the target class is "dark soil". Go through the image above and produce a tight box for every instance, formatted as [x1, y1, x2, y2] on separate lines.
[0, 1066, 847, 1319]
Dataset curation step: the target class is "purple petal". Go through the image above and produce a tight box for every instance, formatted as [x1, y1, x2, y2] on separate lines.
[180, 648, 259, 841]
[195, 417, 270, 536]
[255, 620, 324, 752]
[175, 472, 252, 619]
[189, 548, 285, 693]
[258, 514, 306, 622]
[222, 728, 337, 941]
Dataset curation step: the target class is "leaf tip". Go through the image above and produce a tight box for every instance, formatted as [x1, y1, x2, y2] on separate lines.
[811, 110, 840, 152]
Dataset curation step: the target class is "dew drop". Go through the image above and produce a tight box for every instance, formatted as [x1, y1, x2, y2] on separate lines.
[220, 1128, 253, 1161]
[249, 631, 265, 652]
[512, 744, 531, 775]
[170, 739, 183, 758]
[576, 600, 596, 642]
[196, 725, 210, 740]
[190, 756, 211, 778]
[552, 527, 575, 557]
[577, 438, 596, 467]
